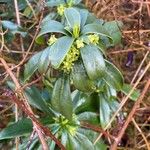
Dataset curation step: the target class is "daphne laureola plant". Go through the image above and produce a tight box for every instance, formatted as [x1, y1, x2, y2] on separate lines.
[0, 0, 140, 149]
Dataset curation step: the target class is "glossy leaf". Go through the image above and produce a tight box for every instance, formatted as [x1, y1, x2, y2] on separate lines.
[64, 8, 81, 28]
[99, 94, 111, 128]
[74, 93, 99, 114]
[36, 20, 67, 44]
[108, 100, 119, 113]
[0, 117, 54, 141]
[104, 21, 122, 45]
[79, 9, 88, 28]
[0, 118, 32, 140]
[50, 36, 74, 68]
[78, 128, 107, 150]
[61, 131, 68, 148]
[65, 132, 95, 150]
[24, 51, 42, 82]
[106, 85, 117, 100]
[75, 132, 94, 150]
[71, 61, 96, 92]
[85, 13, 97, 25]
[103, 60, 124, 91]
[51, 76, 73, 120]
[66, 133, 80, 150]
[81, 45, 106, 80]
[73, 0, 82, 4]
[46, 0, 65, 7]
[78, 111, 99, 124]
[25, 86, 53, 115]
[41, 13, 57, 25]
[121, 84, 140, 101]
[38, 47, 51, 74]
[81, 23, 111, 39]
[1, 20, 26, 37]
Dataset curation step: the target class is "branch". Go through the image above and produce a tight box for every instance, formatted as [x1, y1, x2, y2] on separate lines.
[110, 78, 150, 150]
[0, 58, 65, 150]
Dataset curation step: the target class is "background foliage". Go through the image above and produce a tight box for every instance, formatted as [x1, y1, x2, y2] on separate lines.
[0, 0, 150, 150]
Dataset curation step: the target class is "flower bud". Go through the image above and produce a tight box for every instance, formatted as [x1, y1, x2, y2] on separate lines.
[76, 39, 84, 48]
[88, 34, 99, 45]
[47, 35, 57, 45]
[57, 4, 66, 16]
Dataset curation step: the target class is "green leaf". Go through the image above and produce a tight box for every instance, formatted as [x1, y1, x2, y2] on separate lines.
[0, 117, 54, 141]
[66, 133, 80, 150]
[38, 47, 51, 74]
[75, 132, 94, 150]
[36, 20, 67, 44]
[104, 21, 122, 45]
[46, 0, 65, 7]
[1, 20, 26, 37]
[81, 23, 111, 39]
[61, 131, 68, 148]
[1, 20, 18, 30]
[81, 45, 106, 80]
[121, 84, 140, 101]
[85, 13, 97, 25]
[78, 112, 99, 124]
[0, 118, 32, 140]
[79, 9, 88, 28]
[66, 132, 95, 150]
[25, 86, 53, 115]
[106, 85, 117, 100]
[78, 128, 107, 150]
[14, 137, 39, 150]
[24, 51, 42, 82]
[74, 93, 99, 114]
[64, 8, 81, 28]
[73, 0, 82, 4]
[108, 100, 119, 113]
[103, 60, 124, 90]
[41, 13, 57, 25]
[71, 61, 96, 93]
[99, 94, 111, 128]
[51, 76, 73, 120]
[50, 36, 74, 68]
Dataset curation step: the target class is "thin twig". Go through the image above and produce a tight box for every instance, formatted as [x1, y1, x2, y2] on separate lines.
[0, 58, 49, 150]
[80, 122, 116, 141]
[132, 118, 150, 150]
[110, 78, 150, 150]
[94, 60, 150, 144]
[131, 51, 149, 84]
[14, 0, 25, 57]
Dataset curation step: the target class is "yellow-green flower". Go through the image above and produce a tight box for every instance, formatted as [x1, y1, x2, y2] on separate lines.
[47, 35, 57, 45]
[61, 46, 80, 73]
[57, 4, 66, 16]
[53, 114, 78, 136]
[66, 125, 77, 136]
[76, 39, 84, 48]
[88, 34, 99, 45]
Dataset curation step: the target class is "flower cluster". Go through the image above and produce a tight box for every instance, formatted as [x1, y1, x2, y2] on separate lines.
[76, 38, 84, 48]
[57, 1, 74, 16]
[61, 45, 80, 73]
[53, 115, 78, 136]
[57, 4, 66, 16]
[47, 35, 57, 45]
[88, 34, 99, 45]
